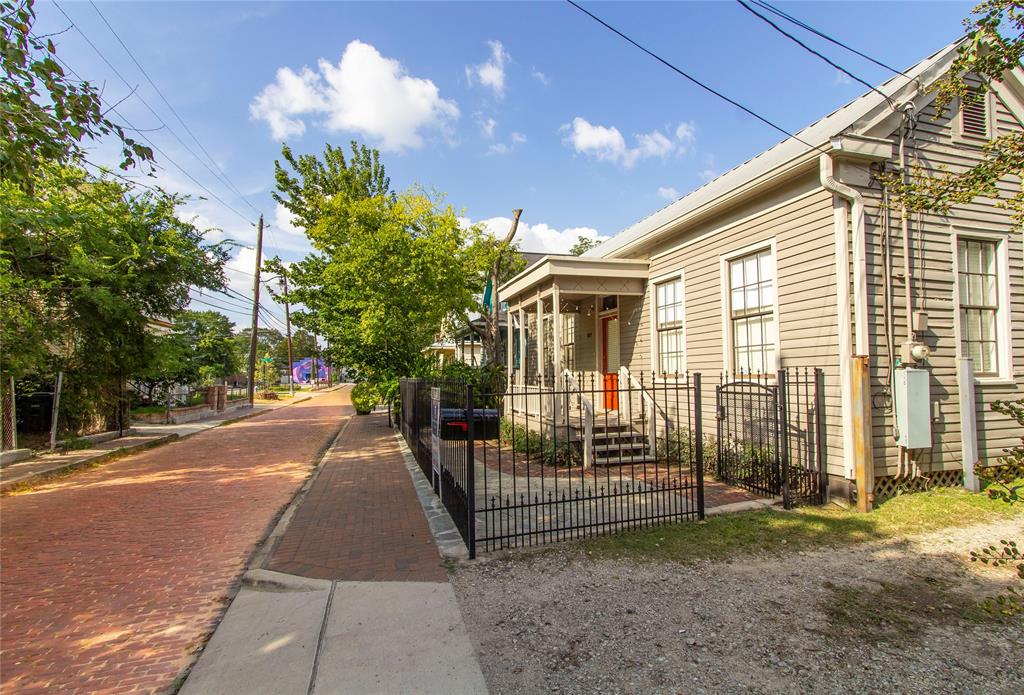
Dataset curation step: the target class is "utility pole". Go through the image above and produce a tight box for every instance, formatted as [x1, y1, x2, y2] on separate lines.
[280, 271, 295, 398]
[246, 214, 264, 405]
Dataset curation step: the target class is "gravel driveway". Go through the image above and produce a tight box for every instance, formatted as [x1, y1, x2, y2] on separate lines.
[452, 517, 1023, 694]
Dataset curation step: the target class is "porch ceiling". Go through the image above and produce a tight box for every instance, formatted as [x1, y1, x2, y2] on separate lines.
[499, 255, 649, 307]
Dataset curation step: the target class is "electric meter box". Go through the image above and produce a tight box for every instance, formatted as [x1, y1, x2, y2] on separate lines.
[894, 368, 931, 449]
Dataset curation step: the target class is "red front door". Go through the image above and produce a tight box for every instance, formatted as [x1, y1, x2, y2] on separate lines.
[601, 314, 619, 410]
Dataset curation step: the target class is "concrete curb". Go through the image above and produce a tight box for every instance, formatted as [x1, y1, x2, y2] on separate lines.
[394, 430, 470, 561]
[242, 568, 333, 593]
[705, 497, 779, 516]
[1, 434, 178, 494]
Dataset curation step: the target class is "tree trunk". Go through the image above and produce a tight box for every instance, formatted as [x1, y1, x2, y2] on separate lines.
[484, 209, 522, 366]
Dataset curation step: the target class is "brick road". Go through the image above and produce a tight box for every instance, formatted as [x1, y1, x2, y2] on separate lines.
[0, 389, 351, 695]
[267, 411, 446, 582]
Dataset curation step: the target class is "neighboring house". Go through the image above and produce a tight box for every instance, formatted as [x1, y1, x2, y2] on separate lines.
[423, 335, 483, 366]
[427, 251, 546, 368]
[498, 40, 1024, 500]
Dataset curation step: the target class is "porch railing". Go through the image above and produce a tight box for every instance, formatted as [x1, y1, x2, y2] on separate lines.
[564, 370, 594, 469]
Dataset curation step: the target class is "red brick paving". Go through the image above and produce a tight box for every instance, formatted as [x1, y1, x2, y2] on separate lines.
[0, 390, 350, 695]
[267, 411, 446, 582]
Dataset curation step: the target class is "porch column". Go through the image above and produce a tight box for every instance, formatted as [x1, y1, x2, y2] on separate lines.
[552, 285, 562, 385]
[553, 284, 563, 423]
[517, 307, 526, 386]
[506, 303, 515, 390]
[594, 294, 601, 373]
[535, 295, 545, 386]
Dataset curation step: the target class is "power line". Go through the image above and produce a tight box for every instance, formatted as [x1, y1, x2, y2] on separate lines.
[86, 0, 261, 218]
[188, 293, 288, 331]
[750, 1, 909, 78]
[735, 0, 895, 109]
[564, 0, 826, 152]
[49, 3, 257, 228]
[191, 287, 288, 325]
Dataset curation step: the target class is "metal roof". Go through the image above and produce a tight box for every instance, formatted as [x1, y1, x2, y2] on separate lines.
[585, 39, 964, 259]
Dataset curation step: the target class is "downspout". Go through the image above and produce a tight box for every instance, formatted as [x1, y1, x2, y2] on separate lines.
[820, 154, 869, 356]
[820, 153, 871, 487]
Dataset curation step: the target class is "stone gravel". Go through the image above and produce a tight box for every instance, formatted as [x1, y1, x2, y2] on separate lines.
[452, 517, 1024, 694]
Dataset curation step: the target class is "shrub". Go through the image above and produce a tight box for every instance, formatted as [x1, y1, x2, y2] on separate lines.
[656, 428, 719, 475]
[498, 417, 580, 467]
[351, 382, 378, 415]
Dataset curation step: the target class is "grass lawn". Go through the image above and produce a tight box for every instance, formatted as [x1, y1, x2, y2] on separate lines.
[581, 487, 1022, 563]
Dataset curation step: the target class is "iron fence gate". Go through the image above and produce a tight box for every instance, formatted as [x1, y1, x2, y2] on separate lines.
[401, 373, 706, 555]
[715, 368, 827, 508]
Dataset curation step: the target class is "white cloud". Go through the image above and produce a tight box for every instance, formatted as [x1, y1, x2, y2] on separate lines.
[635, 131, 674, 160]
[562, 117, 696, 168]
[531, 68, 550, 86]
[511, 132, 527, 144]
[675, 121, 696, 151]
[463, 215, 607, 255]
[477, 115, 497, 138]
[699, 168, 719, 182]
[466, 40, 510, 98]
[487, 143, 510, 156]
[250, 40, 459, 150]
[833, 70, 852, 86]
[274, 202, 304, 237]
[657, 186, 680, 201]
[249, 66, 325, 140]
[562, 117, 629, 164]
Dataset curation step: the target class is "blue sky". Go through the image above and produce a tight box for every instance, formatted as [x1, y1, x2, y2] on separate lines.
[36, 0, 976, 328]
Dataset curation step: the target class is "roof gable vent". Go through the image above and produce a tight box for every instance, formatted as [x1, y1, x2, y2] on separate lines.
[961, 91, 989, 138]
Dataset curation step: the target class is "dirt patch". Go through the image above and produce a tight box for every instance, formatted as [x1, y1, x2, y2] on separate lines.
[452, 518, 1024, 694]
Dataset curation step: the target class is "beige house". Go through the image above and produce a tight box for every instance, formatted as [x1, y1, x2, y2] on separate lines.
[499, 41, 1024, 500]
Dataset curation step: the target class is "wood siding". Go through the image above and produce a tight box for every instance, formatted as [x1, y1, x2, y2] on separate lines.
[856, 89, 1024, 477]
[633, 178, 845, 477]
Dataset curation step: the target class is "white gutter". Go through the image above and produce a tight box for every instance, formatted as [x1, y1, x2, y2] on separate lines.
[819, 153, 870, 481]
[819, 154, 869, 356]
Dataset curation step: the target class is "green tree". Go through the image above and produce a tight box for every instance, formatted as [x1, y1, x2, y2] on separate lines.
[1, 165, 227, 430]
[285, 188, 479, 385]
[174, 311, 238, 384]
[889, 0, 1024, 222]
[1, 0, 152, 189]
[233, 327, 284, 370]
[273, 141, 391, 232]
[569, 235, 601, 256]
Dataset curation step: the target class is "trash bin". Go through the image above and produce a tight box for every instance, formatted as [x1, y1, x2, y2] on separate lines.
[438, 408, 499, 440]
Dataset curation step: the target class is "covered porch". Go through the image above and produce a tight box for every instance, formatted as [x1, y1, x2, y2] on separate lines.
[499, 255, 650, 391]
[497, 255, 657, 466]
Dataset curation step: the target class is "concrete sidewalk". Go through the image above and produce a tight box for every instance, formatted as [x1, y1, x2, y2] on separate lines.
[180, 412, 487, 695]
[0, 394, 314, 492]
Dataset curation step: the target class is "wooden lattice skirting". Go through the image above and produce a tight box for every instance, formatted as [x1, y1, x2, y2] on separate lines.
[873, 469, 965, 502]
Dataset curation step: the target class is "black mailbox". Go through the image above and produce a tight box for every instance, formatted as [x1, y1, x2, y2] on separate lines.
[438, 407, 499, 440]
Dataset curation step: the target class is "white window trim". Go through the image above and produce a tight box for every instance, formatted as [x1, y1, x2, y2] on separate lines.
[719, 238, 780, 375]
[649, 269, 686, 377]
[953, 90, 996, 145]
[951, 229, 1014, 384]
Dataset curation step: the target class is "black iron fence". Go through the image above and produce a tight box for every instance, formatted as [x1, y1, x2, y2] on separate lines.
[400, 372, 706, 556]
[715, 368, 827, 508]
[400, 367, 827, 556]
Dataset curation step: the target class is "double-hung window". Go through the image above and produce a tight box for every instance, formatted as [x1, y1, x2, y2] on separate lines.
[729, 248, 776, 374]
[655, 278, 684, 374]
[560, 314, 576, 372]
[957, 238, 1000, 375]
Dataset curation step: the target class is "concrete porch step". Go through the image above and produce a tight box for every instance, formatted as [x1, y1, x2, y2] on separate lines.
[593, 442, 647, 453]
[593, 455, 658, 465]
